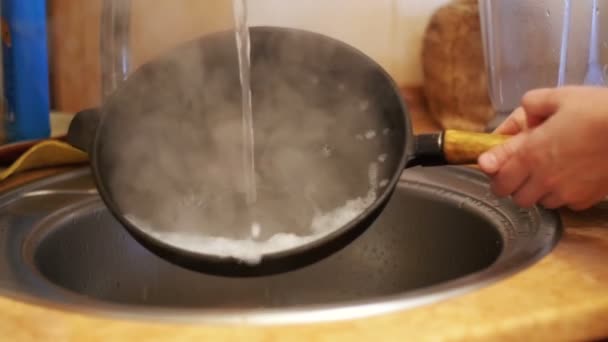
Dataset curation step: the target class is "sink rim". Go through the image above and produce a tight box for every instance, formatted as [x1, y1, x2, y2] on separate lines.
[0, 167, 562, 325]
[0, 258, 531, 326]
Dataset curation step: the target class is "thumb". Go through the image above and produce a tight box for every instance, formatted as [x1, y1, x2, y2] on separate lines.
[521, 88, 561, 128]
[493, 107, 527, 135]
[478, 133, 529, 174]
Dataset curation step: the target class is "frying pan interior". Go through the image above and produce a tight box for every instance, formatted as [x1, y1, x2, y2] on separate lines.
[81, 26, 410, 275]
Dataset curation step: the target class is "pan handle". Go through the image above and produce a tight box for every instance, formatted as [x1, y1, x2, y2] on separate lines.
[66, 108, 101, 153]
[413, 130, 510, 165]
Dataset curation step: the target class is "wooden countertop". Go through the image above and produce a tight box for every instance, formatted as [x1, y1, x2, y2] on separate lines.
[1, 89, 608, 341]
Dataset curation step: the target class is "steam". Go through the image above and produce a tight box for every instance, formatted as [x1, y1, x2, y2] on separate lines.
[130, 162, 379, 265]
[101, 2, 397, 264]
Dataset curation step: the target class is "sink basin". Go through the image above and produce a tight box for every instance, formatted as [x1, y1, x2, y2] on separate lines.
[0, 166, 561, 324]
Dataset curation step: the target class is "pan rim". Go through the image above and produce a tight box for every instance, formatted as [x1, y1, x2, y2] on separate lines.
[89, 25, 412, 276]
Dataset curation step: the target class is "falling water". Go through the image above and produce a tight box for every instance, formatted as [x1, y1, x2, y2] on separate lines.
[583, 0, 606, 85]
[557, 0, 571, 86]
[233, 0, 257, 204]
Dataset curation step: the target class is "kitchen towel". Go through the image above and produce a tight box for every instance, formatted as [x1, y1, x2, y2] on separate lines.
[0, 139, 87, 181]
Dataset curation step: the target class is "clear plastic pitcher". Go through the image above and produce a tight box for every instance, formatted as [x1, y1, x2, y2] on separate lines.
[479, 0, 607, 120]
[98, 0, 410, 101]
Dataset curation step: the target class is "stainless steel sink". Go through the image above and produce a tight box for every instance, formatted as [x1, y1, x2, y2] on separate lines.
[0, 166, 561, 324]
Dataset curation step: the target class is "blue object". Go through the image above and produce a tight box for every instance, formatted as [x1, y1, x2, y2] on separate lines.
[1, 0, 50, 142]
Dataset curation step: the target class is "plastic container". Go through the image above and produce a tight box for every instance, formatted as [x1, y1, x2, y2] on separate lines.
[1, 0, 50, 143]
[479, 0, 607, 124]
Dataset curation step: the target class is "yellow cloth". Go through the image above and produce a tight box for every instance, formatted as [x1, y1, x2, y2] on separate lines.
[0, 140, 88, 181]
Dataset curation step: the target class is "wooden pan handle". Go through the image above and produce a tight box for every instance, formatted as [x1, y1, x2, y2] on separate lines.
[443, 129, 509, 164]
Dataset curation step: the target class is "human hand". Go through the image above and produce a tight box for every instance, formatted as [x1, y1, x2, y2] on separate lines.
[477, 86, 608, 211]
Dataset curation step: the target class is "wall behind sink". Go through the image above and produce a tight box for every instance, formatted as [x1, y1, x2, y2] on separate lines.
[49, 0, 449, 112]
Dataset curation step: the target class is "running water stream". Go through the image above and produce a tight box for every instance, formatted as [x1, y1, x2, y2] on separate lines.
[233, 0, 257, 205]
[557, 0, 571, 86]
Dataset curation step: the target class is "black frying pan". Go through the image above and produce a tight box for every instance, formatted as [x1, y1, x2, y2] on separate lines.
[67, 26, 507, 277]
